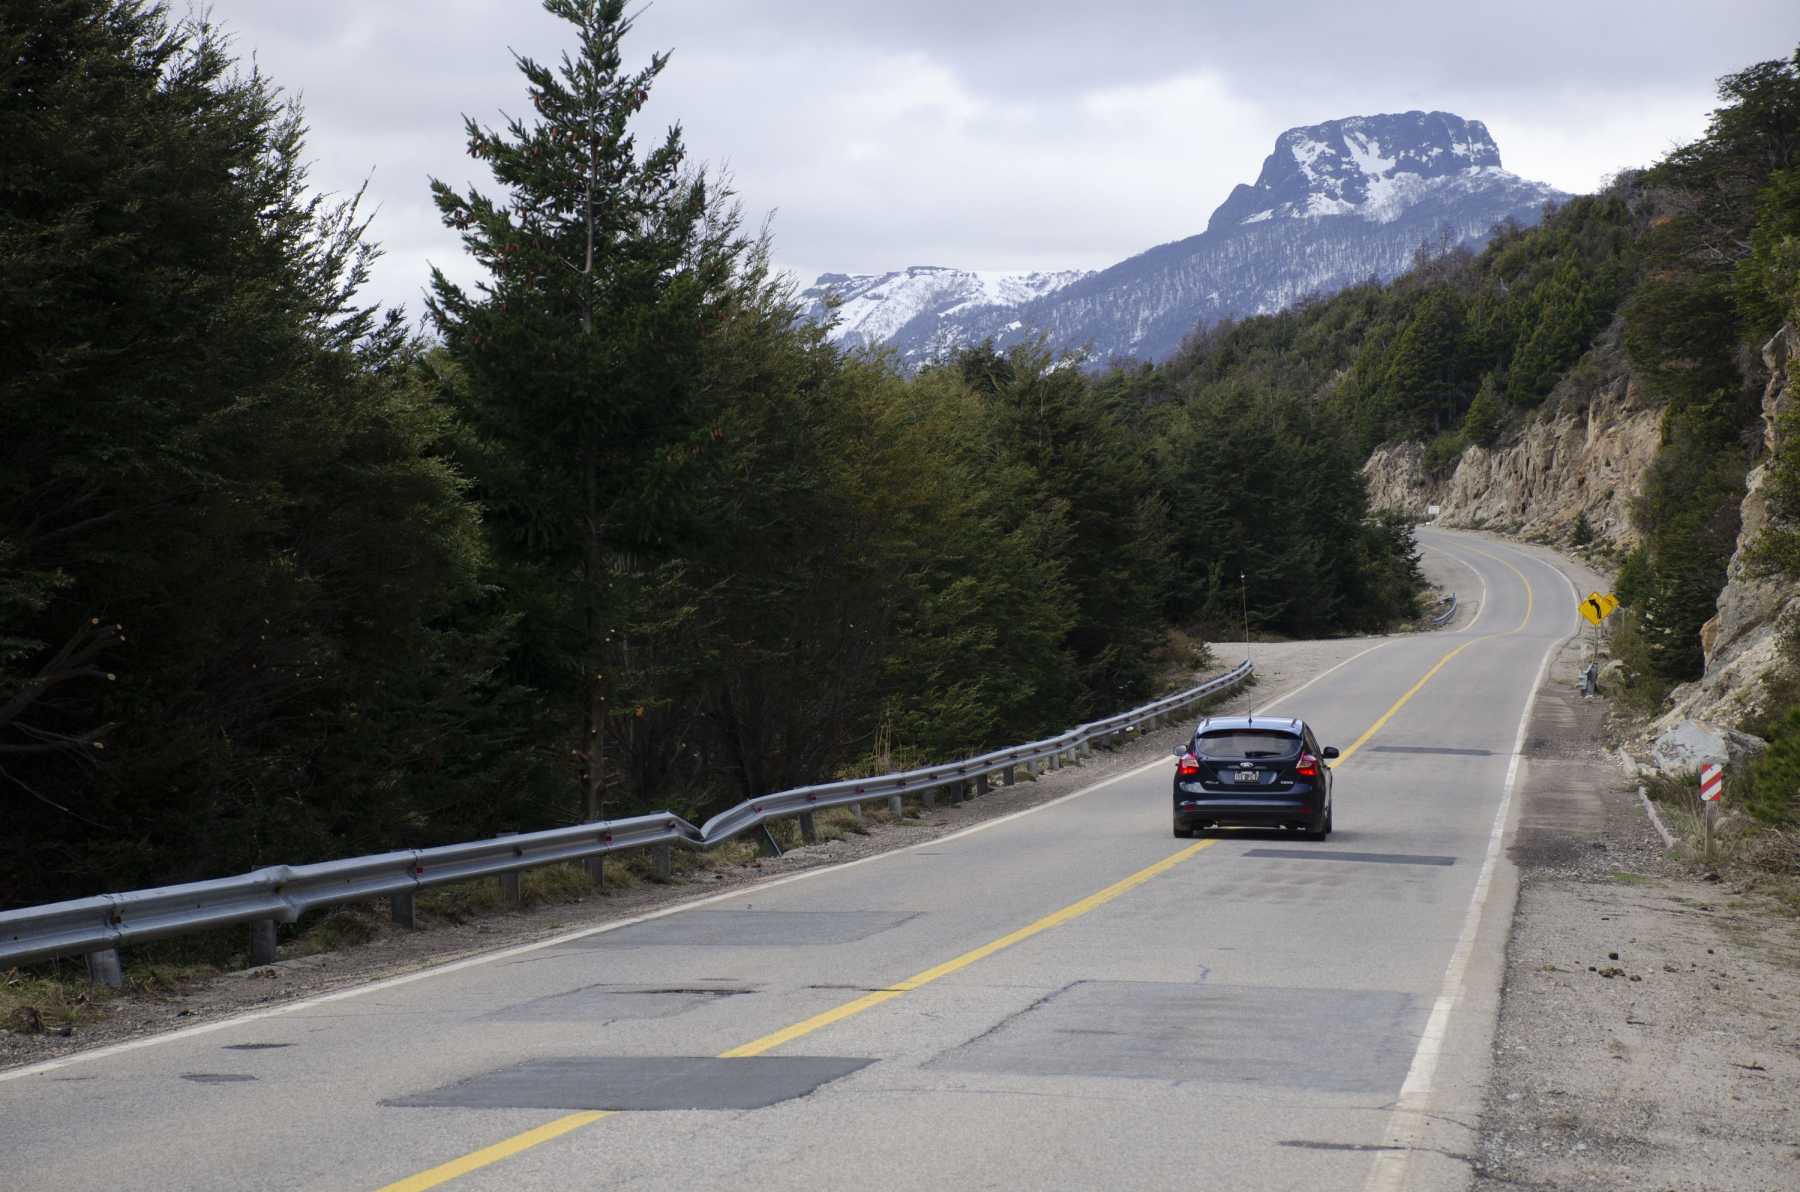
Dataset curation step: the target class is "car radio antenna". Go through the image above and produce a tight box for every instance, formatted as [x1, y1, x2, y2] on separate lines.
[1241, 570, 1251, 720]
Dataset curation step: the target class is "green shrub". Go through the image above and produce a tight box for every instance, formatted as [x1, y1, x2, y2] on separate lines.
[1744, 706, 1800, 824]
[1422, 432, 1468, 477]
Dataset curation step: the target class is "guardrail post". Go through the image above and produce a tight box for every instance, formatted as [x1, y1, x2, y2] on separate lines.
[887, 794, 903, 817]
[249, 919, 278, 966]
[498, 832, 522, 907]
[85, 948, 123, 989]
[390, 891, 417, 930]
[583, 855, 604, 887]
[757, 823, 783, 857]
[922, 786, 937, 807]
[975, 773, 990, 796]
[799, 812, 818, 845]
[848, 802, 863, 822]
[653, 843, 673, 880]
[1003, 765, 1016, 786]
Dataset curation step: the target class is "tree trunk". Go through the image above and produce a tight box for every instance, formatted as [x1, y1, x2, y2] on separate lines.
[584, 443, 605, 823]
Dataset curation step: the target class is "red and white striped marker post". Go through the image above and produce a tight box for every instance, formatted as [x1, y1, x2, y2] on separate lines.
[1700, 763, 1724, 864]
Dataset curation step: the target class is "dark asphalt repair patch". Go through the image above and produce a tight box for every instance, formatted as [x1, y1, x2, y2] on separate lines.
[483, 984, 753, 1023]
[1368, 745, 1494, 757]
[181, 1073, 257, 1083]
[385, 1056, 873, 1111]
[930, 981, 1420, 1095]
[1244, 848, 1456, 866]
[556, 909, 918, 949]
[222, 1043, 293, 1051]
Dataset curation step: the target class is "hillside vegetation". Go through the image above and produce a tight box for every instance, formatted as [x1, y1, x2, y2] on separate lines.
[0, 0, 1421, 906]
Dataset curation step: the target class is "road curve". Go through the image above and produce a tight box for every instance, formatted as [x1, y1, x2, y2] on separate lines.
[0, 529, 1580, 1192]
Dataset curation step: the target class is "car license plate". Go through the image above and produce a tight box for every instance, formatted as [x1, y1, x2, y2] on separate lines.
[1233, 770, 1259, 783]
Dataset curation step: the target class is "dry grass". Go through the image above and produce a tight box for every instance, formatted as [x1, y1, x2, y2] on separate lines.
[2, 959, 218, 1036]
[1152, 628, 1216, 693]
[1642, 773, 1800, 920]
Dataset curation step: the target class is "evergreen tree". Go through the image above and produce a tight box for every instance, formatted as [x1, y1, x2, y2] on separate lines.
[1460, 373, 1507, 446]
[429, 0, 744, 820]
[1, 1, 512, 902]
[1382, 288, 1464, 433]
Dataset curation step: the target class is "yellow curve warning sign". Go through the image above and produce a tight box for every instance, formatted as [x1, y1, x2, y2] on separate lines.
[1579, 592, 1619, 626]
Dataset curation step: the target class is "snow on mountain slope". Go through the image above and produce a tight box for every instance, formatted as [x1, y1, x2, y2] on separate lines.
[804, 111, 1567, 369]
[798, 266, 1091, 352]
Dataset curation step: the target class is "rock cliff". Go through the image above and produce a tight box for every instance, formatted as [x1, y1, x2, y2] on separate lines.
[1362, 340, 1663, 550]
[1649, 325, 1800, 734]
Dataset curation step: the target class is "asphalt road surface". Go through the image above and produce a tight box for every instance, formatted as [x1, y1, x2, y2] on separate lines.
[0, 529, 1579, 1192]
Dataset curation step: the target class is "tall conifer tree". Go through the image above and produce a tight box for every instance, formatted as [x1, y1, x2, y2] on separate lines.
[429, 0, 740, 819]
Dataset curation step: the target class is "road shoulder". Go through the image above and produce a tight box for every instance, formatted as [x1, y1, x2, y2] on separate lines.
[1471, 636, 1800, 1190]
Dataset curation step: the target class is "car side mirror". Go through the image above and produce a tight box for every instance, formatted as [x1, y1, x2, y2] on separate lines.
[1172, 745, 1188, 758]
[1322, 746, 1340, 759]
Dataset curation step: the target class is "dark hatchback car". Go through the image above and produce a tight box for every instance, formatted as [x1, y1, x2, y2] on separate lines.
[1171, 716, 1338, 839]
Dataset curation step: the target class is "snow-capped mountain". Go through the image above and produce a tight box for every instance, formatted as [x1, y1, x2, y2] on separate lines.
[798, 266, 1091, 354]
[803, 112, 1566, 368]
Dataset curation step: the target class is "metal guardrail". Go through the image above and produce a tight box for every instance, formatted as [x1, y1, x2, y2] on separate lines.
[0, 661, 1253, 973]
[1426, 592, 1457, 627]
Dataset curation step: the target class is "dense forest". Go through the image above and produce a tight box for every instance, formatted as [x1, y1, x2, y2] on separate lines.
[0, 0, 1423, 906]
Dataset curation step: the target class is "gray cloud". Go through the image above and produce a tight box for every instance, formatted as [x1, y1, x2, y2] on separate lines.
[209, 1, 1800, 320]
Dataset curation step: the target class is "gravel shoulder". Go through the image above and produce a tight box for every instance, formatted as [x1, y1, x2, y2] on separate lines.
[1472, 637, 1800, 1190]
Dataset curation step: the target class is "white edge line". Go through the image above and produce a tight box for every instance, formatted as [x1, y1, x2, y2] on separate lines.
[1363, 537, 1578, 1191]
[1418, 540, 1490, 641]
[1418, 533, 1491, 634]
[3, 650, 1389, 1085]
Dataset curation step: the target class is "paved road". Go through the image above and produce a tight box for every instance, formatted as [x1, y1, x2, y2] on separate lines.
[0, 530, 1579, 1192]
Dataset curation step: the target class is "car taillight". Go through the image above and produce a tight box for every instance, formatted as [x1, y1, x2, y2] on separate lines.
[1177, 751, 1201, 776]
[1295, 752, 1319, 778]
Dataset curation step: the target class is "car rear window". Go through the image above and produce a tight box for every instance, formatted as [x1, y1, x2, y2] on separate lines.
[1195, 730, 1301, 760]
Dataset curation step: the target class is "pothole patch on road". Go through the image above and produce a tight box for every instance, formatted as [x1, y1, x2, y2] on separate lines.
[385, 1056, 874, 1111]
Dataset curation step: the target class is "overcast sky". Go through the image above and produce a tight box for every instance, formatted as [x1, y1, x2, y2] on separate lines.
[214, 1, 1800, 321]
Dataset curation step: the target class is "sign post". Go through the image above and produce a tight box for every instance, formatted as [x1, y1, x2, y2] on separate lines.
[1578, 592, 1620, 662]
[1700, 762, 1724, 865]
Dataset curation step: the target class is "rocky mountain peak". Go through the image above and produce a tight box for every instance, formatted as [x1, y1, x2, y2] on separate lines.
[1207, 111, 1511, 232]
[800, 110, 1565, 367]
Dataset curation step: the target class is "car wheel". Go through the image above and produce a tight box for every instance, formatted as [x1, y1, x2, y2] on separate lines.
[1303, 804, 1330, 841]
[1173, 823, 1194, 838]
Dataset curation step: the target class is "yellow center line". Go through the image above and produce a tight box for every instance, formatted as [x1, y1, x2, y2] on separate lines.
[375, 550, 1542, 1189]
[1328, 640, 1478, 768]
[376, 839, 1216, 1189]
[375, 1111, 610, 1192]
[1454, 543, 1535, 635]
[721, 837, 1216, 1058]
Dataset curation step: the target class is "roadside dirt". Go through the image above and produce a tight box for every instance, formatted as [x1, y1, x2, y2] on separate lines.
[1471, 635, 1800, 1190]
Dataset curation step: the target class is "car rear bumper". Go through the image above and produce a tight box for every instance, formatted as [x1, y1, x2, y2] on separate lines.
[1173, 793, 1321, 828]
